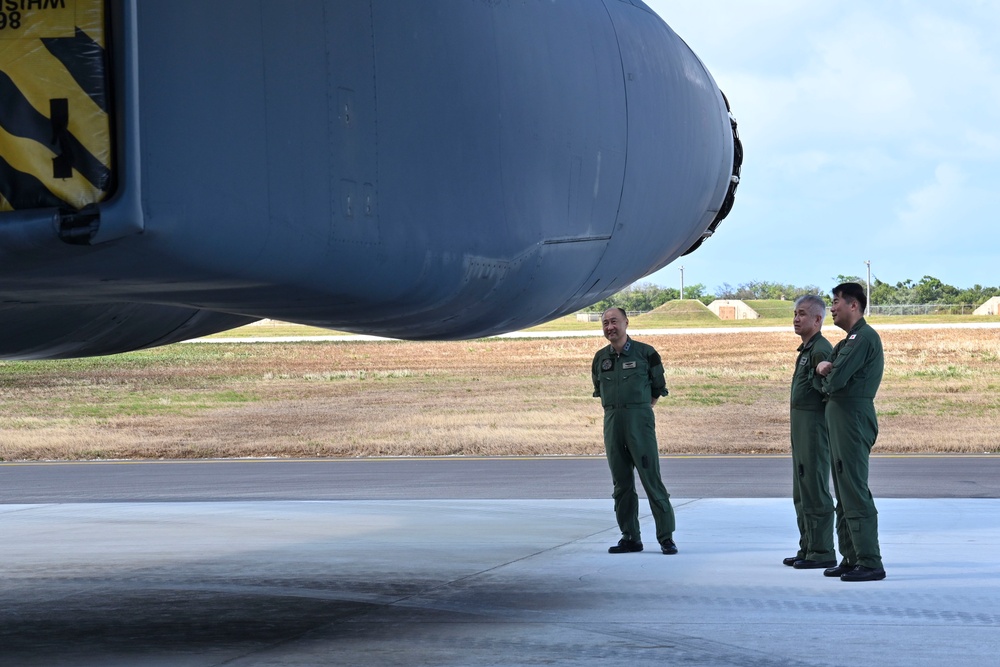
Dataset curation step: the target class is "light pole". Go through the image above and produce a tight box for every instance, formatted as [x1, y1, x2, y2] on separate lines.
[865, 260, 871, 317]
[679, 266, 685, 301]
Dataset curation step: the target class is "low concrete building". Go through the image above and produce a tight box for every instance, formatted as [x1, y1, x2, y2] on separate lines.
[974, 296, 1000, 316]
[708, 299, 759, 320]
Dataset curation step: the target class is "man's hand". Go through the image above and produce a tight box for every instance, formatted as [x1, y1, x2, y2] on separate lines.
[816, 360, 833, 377]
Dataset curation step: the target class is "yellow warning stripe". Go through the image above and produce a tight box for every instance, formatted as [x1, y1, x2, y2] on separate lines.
[0, 0, 110, 211]
[0, 122, 103, 210]
[1, 32, 109, 170]
[77, 2, 107, 46]
[0, 192, 11, 213]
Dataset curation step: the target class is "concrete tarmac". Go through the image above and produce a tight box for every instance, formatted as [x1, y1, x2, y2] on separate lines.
[3, 493, 999, 666]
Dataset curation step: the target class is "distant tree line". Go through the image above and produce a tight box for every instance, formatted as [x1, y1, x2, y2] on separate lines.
[590, 276, 999, 313]
[842, 275, 999, 307]
[592, 282, 711, 313]
[714, 281, 824, 301]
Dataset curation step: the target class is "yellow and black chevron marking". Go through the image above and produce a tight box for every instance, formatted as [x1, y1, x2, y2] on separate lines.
[0, 0, 112, 213]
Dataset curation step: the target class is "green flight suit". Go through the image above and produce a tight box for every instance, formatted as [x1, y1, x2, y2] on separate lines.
[790, 331, 836, 562]
[592, 337, 674, 546]
[821, 318, 884, 570]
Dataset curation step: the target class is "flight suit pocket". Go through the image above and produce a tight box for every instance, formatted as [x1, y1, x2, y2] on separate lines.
[619, 361, 649, 404]
[599, 373, 617, 407]
[834, 344, 856, 363]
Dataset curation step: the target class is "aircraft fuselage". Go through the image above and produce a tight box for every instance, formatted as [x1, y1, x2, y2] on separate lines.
[0, 0, 740, 358]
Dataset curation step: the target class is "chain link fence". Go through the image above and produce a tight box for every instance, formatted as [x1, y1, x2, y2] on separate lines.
[869, 303, 977, 316]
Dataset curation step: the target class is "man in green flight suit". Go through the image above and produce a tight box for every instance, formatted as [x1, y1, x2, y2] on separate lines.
[815, 282, 886, 582]
[592, 307, 677, 555]
[784, 294, 837, 570]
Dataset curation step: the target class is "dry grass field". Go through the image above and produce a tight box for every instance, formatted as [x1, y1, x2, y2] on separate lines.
[0, 327, 998, 460]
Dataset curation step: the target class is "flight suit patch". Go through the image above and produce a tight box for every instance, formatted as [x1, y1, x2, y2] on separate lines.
[623, 361, 637, 369]
[601, 359, 613, 371]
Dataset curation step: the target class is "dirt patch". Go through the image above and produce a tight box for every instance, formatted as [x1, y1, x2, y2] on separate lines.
[1, 329, 997, 459]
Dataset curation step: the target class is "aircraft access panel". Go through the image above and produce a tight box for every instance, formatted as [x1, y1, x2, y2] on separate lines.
[0, 0, 113, 213]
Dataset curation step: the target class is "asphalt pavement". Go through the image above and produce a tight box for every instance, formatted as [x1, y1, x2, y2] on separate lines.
[1, 456, 999, 666]
[1, 455, 998, 502]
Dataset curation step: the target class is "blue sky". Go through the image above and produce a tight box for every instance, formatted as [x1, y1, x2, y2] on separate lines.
[642, 1, 1000, 294]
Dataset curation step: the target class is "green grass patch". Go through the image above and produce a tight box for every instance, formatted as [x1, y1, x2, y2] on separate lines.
[53, 391, 256, 420]
[910, 365, 972, 379]
[743, 300, 795, 319]
[668, 381, 760, 406]
[0, 347, 259, 385]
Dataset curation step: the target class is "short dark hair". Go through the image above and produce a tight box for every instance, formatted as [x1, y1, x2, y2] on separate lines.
[601, 307, 628, 321]
[832, 282, 867, 313]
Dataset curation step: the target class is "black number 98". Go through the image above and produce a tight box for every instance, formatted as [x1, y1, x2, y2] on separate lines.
[0, 12, 23, 31]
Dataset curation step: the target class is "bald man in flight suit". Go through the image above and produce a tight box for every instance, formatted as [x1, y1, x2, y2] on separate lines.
[592, 307, 677, 555]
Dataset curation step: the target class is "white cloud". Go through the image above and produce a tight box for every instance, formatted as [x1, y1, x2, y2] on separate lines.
[773, 150, 834, 175]
[771, 147, 898, 180]
[656, 2, 1000, 149]
[642, 1, 1000, 288]
[891, 163, 967, 243]
[956, 128, 1000, 159]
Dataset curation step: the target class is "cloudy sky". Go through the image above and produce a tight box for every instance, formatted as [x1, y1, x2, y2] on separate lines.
[642, 0, 1000, 293]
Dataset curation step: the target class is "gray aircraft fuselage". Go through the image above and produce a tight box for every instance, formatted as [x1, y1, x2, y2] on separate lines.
[0, 0, 741, 359]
